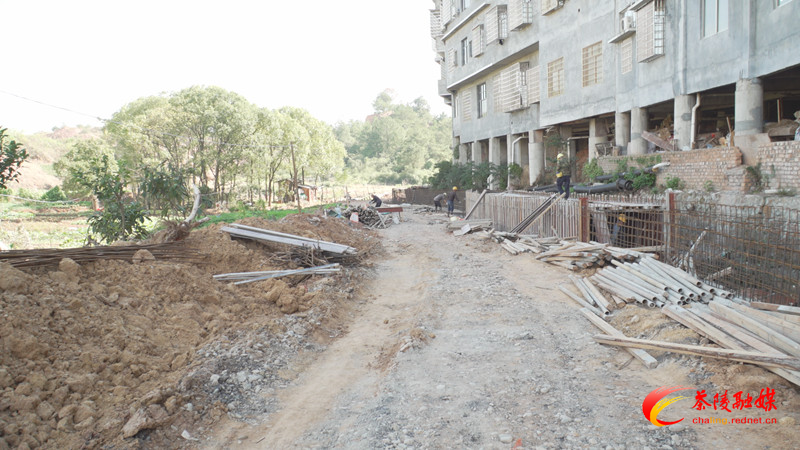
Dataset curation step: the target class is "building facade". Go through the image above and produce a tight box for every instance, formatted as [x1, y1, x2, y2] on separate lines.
[430, 0, 800, 187]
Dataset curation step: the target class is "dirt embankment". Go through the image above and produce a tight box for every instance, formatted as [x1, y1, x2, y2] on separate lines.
[0, 214, 379, 449]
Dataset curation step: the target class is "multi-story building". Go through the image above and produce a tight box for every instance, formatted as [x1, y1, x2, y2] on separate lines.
[430, 0, 800, 187]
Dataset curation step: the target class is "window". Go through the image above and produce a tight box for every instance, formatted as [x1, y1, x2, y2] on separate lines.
[527, 65, 540, 104]
[776, 0, 793, 5]
[477, 83, 487, 118]
[461, 90, 472, 121]
[499, 6, 508, 39]
[547, 57, 564, 97]
[621, 37, 633, 74]
[582, 41, 603, 87]
[486, 5, 509, 44]
[542, 0, 564, 15]
[460, 0, 471, 11]
[509, 0, 535, 30]
[637, 0, 665, 62]
[461, 38, 471, 65]
[703, 0, 729, 36]
[472, 25, 485, 56]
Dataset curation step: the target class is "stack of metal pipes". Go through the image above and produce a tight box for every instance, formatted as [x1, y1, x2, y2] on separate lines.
[590, 256, 733, 308]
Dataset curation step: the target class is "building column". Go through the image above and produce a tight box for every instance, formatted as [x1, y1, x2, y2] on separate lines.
[674, 94, 694, 151]
[735, 78, 763, 136]
[458, 144, 469, 164]
[529, 130, 545, 185]
[629, 107, 649, 155]
[471, 141, 483, 164]
[559, 125, 574, 159]
[488, 137, 501, 189]
[615, 111, 631, 153]
[588, 118, 609, 160]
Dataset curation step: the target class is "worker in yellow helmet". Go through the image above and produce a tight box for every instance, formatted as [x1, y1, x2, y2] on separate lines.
[447, 186, 458, 216]
[556, 153, 572, 199]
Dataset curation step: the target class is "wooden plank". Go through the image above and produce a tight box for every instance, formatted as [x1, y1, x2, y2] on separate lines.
[593, 334, 800, 371]
[709, 300, 800, 358]
[641, 130, 674, 152]
[750, 302, 800, 317]
[375, 206, 403, 213]
[715, 298, 800, 343]
[453, 224, 472, 237]
[662, 304, 748, 350]
[579, 308, 657, 368]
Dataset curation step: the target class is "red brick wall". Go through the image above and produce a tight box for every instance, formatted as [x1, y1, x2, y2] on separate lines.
[597, 147, 744, 191]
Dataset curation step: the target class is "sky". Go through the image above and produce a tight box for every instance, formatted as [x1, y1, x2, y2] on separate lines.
[1, 0, 448, 133]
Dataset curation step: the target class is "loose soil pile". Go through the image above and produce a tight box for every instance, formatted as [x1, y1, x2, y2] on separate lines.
[0, 214, 379, 449]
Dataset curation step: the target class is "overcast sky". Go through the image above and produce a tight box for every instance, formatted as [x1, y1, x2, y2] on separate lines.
[1, 0, 448, 133]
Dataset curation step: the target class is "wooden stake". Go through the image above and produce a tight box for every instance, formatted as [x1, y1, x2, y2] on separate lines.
[593, 334, 800, 370]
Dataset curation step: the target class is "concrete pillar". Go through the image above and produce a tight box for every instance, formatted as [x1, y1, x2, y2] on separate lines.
[459, 144, 469, 164]
[735, 78, 763, 136]
[615, 111, 631, 153]
[629, 107, 649, 155]
[560, 125, 574, 159]
[488, 137, 501, 189]
[529, 130, 545, 185]
[471, 141, 483, 164]
[588, 118, 609, 160]
[674, 94, 694, 151]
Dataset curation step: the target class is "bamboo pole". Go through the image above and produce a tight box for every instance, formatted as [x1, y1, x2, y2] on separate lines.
[579, 309, 657, 368]
[593, 334, 800, 371]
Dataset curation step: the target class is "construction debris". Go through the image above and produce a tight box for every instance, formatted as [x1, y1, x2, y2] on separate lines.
[214, 263, 341, 285]
[342, 205, 392, 229]
[222, 223, 357, 255]
[0, 241, 201, 268]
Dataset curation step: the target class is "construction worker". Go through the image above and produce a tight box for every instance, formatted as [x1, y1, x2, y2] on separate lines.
[433, 192, 445, 211]
[556, 153, 571, 199]
[612, 213, 627, 247]
[369, 194, 382, 208]
[447, 186, 458, 216]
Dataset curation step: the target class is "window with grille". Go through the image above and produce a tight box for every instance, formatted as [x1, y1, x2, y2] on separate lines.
[582, 41, 603, 87]
[493, 74, 502, 111]
[461, 90, 473, 121]
[702, 0, 729, 37]
[637, 0, 665, 62]
[547, 57, 564, 97]
[477, 83, 487, 118]
[499, 6, 509, 39]
[621, 37, 633, 74]
[472, 25, 484, 56]
[509, 0, 535, 30]
[527, 65, 540, 104]
[542, 0, 564, 15]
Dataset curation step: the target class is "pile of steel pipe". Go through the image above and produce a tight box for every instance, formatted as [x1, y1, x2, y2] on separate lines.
[589, 256, 732, 308]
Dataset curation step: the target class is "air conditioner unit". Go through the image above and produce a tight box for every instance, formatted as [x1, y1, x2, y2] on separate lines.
[621, 10, 636, 32]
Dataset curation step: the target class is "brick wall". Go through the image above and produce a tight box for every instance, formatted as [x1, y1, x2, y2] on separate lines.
[757, 141, 800, 192]
[597, 147, 744, 192]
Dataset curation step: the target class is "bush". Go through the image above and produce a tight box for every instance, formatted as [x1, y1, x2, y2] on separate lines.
[582, 158, 604, 182]
[665, 177, 685, 190]
[0, 187, 11, 201]
[703, 180, 715, 192]
[41, 186, 68, 202]
[17, 188, 38, 202]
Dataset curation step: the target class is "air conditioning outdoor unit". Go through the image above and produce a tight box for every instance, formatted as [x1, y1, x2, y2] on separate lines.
[621, 10, 636, 32]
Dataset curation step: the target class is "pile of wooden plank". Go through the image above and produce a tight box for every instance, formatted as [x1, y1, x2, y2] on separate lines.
[531, 240, 651, 270]
[221, 223, 357, 256]
[214, 263, 341, 285]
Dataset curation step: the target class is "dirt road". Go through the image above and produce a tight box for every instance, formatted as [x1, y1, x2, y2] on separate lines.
[207, 210, 798, 449]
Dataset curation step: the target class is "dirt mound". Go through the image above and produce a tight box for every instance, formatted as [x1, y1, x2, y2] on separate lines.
[0, 214, 379, 449]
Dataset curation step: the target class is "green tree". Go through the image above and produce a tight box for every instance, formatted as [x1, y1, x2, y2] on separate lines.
[54, 139, 118, 197]
[0, 128, 29, 189]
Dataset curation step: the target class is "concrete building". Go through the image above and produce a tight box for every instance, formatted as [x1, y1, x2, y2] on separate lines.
[429, 0, 800, 188]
